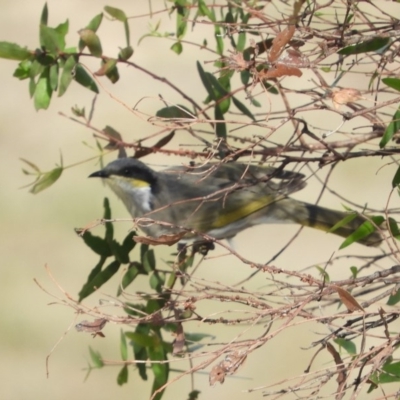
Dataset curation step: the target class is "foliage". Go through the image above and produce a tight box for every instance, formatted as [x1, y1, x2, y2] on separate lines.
[3, 1, 400, 399]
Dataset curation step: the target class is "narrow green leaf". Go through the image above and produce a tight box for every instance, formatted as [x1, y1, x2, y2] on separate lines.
[339, 216, 385, 249]
[104, 6, 127, 21]
[0, 42, 31, 61]
[117, 365, 128, 385]
[214, 105, 227, 138]
[379, 106, 400, 148]
[338, 37, 390, 55]
[41, 3, 48, 26]
[117, 262, 141, 296]
[196, 61, 216, 100]
[232, 96, 255, 120]
[198, 0, 215, 21]
[143, 249, 156, 272]
[86, 256, 107, 283]
[120, 329, 128, 361]
[30, 167, 62, 193]
[20, 158, 40, 172]
[123, 20, 130, 47]
[103, 197, 113, 241]
[149, 272, 165, 292]
[78, 260, 121, 301]
[392, 166, 400, 188]
[171, 42, 183, 54]
[80, 231, 112, 257]
[87, 13, 103, 32]
[74, 64, 99, 93]
[89, 347, 104, 367]
[148, 336, 169, 400]
[329, 213, 357, 233]
[125, 332, 157, 347]
[58, 55, 76, 97]
[383, 77, 400, 92]
[121, 231, 137, 256]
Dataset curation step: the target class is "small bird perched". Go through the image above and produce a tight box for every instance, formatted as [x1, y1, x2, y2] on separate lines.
[89, 158, 381, 247]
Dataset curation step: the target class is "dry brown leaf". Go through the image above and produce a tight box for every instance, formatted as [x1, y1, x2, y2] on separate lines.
[332, 88, 361, 110]
[263, 64, 302, 79]
[133, 231, 186, 246]
[172, 322, 185, 356]
[209, 351, 247, 386]
[268, 25, 296, 62]
[75, 318, 107, 333]
[334, 286, 364, 312]
[326, 342, 347, 399]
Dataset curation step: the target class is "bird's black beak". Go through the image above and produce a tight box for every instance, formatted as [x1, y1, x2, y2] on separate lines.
[88, 170, 108, 178]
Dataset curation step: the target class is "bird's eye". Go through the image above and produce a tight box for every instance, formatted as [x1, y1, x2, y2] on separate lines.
[123, 168, 131, 175]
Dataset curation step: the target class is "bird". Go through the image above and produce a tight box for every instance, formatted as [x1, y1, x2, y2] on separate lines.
[89, 157, 382, 247]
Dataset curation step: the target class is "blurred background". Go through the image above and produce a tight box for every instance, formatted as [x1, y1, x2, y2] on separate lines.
[1, 1, 399, 399]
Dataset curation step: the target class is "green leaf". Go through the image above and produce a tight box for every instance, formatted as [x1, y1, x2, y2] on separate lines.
[118, 46, 134, 61]
[232, 96, 255, 120]
[379, 106, 400, 148]
[156, 105, 193, 119]
[49, 63, 58, 91]
[94, 58, 117, 76]
[78, 260, 121, 301]
[329, 213, 357, 233]
[80, 231, 112, 257]
[104, 6, 127, 21]
[54, 20, 69, 41]
[148, 335, 169, 400]
[58, 55, 76, 97]
[89, 347, 104, 368]
[171, 42, 183, 54]
[339, 216, 385, 249]
[143, 249, 156, 272]
[392, 166, 400, 188]
[13, 60, 32, 80]
[149, 272, 165, 292]
[334, 338, 357, 355]
[40, 3, 48, 26]
[86, 256, 107, 283]
[40, 25, 65, 53]
[87, 13, 103, 32]
[120, 329, 128, 361]
[78, 29, 102, 57]
[74, 64, 99, 93]
[121, 231, 137, 256]
[117, 365, 128, 385]
[383, 77, 400, 92]
[197, 61, 216, 101]
[214, 105, 226, 138]
[79, 13, 104, 52]
[387, 288, 400, 305]
[34, 68, 53, 110]
[0, 42, 31, 61]
[105, 64, 119, 84]
[126, 332, 158, 347]
[117, 262, 146, 297]
[315, 266, 330, 282]
[176, 2, 189, 39]
[30, 167, 62, 194]
[338, 37, 390, 55]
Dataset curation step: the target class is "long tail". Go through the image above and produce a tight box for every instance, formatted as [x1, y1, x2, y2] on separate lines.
[295, 202, 382, 246]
